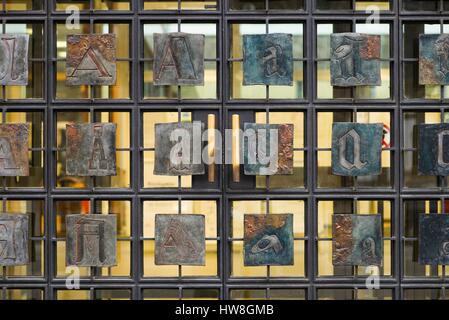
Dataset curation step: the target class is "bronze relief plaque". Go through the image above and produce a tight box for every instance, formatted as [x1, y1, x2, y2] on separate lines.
[0, 34, 29, 85]
[66, 214, 117, 267]
[66, 34, 116, 86]
[419, 34, 449, 85]
[419, 214, 449, 265]
[66, 123, 117, 176]
[330, 33, 381, 87]
[154, 122, 205, 176]
[0, 123, 30, 176]
[333, 214, 383, 266]
[0, 213, 29, 266]
[155, 214, 205, 266]
[153, 33, 205, 86]
[243, 123, 294, 176]
[244, 214, 294, 266]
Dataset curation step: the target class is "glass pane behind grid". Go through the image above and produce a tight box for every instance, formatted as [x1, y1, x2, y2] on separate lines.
[0, 0, 448, 300]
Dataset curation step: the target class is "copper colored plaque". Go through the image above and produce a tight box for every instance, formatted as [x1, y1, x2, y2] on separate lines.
[333, 214, 383, 266]
[244, 214, 294, 266]
[0, 123, 30, 176]
[66, 123, 116, 176]
[66, 34, 116, 86]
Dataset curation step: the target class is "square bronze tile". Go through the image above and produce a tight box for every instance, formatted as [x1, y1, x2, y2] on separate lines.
[66, 34, 116, 86]
[155, 214, 205, 266]
[66, 123, 117, 176]
[0, 123, 30, 177]
[66, 214, 117, 267]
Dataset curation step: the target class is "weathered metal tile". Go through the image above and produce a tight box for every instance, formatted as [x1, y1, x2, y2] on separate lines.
[153, 33, 205, 86]
[66, 214, 117, 267]
[244, 214, 294, 266]
[0, 34, 29, 86]
[66, 123, 117, 176]
[0, 123, 29, 176]
[418, 124, 449, 176]
[333, 214, 383, 266]
[0, 213, 29, 266]
[155, 214, 205, 266]
[243, 33, 293, 86]
[154, 122, 205, 176]
[330, 33, 381, 87]
[331, 122, 383, 176]
[243, 123, 294, 176]
[419, 214, 449, 265]
[66, 34, 116, 86]
[419, 34, 449, 85]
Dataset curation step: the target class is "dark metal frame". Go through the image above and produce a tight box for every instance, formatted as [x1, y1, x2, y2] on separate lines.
[0, 0, 446, 300]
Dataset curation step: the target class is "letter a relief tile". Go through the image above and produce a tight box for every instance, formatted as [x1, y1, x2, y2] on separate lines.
[155, 214, 205, 266]
[243, 123, 294, 176]
[66, 123, 116, 176]
[244, 214, 294, 266]
[66, 34, 116, 86]
[419, 214, 449, 265]
[153, 33, 205, 86]
[243, 33, 293, 86]
[333, 214, 383, 266]
[0, 34, 29, 85]
[419, 34, 449, 85]
[0, 213, 29, 266]
[66, 214, 117, 267]
[331, 33, 381, 87]
[154, 122, 205, 176]
[331, 123, 383, 176]
[418, 124, 449, 176]
[0, 124, 30, 177]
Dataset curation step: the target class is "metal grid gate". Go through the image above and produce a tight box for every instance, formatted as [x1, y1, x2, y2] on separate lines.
[0, 0, 447, 300]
